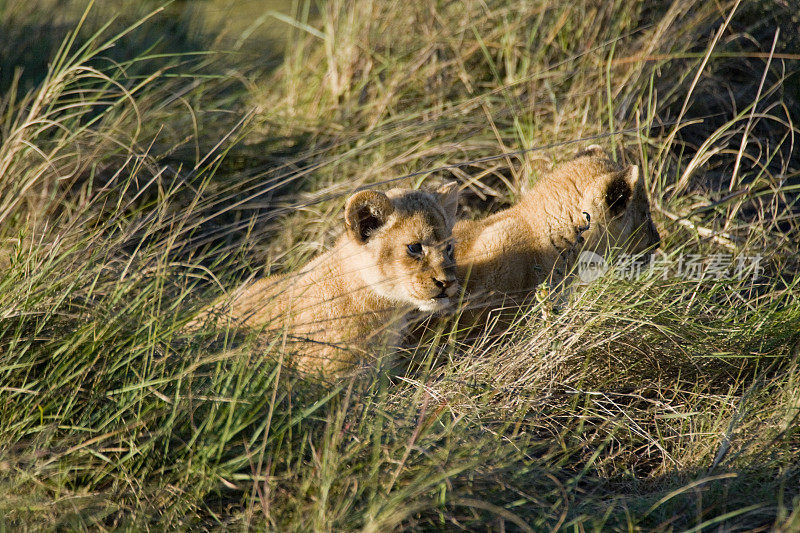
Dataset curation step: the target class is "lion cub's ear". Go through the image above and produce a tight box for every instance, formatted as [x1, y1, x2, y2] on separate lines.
[603, 165, 639, 216]
[344, 190, 395, 244]
[435, 181, 460, 220]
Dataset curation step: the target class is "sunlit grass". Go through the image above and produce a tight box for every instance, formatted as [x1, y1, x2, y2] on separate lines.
[0, 0, 798, 530]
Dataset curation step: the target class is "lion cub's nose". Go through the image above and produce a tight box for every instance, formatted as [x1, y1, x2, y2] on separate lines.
[434, 277, 454, 290]
[433, 277, 458, 297]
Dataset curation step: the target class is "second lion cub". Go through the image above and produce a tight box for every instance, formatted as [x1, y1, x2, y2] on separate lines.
[455, 146, 660, 318]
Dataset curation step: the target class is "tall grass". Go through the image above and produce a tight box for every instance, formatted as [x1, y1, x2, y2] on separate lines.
[0, 0, 798, 530]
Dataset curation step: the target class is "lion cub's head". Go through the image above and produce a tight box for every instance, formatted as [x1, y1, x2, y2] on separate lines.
[568, 146, 661, 257]
[343, 183, 460, 313]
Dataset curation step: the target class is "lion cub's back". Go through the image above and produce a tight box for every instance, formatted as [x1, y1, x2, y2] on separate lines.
[454, 211, 545, 297]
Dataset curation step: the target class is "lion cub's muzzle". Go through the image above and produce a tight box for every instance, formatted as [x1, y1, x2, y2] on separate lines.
[412, 274, 459, 314]
[433, 276, 458, 299]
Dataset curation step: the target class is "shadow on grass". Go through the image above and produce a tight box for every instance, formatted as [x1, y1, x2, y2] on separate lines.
[0, 1, 327, 285]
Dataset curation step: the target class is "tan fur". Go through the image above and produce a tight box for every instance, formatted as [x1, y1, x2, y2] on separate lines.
[455, 146, 660, 319]
[195, 184, 460, 375]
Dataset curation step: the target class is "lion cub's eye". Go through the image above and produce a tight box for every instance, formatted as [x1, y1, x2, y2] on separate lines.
[406, 243, 423, 257]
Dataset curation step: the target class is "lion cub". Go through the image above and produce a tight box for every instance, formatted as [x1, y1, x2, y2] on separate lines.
[197, 184, 460, 374]
[455, 146, 660, 318]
